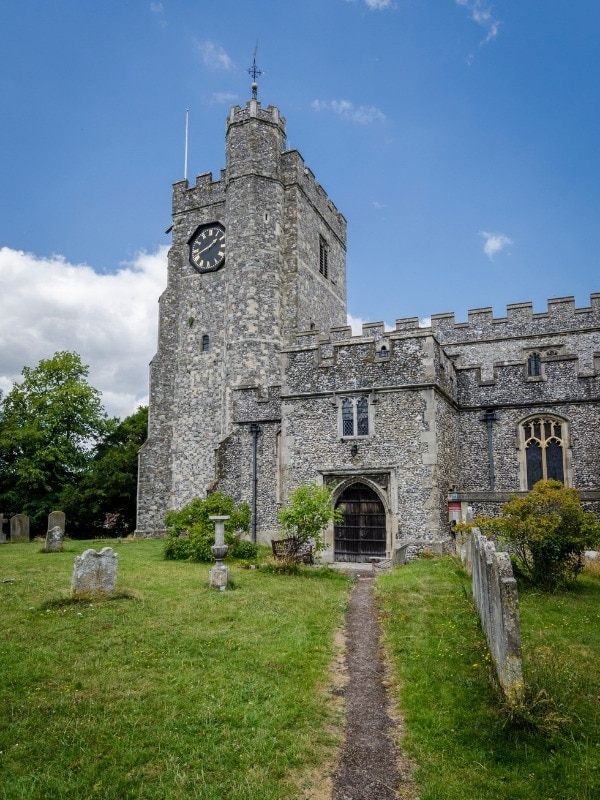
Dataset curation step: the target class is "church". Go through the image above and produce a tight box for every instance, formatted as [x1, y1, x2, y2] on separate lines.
[136, 90, 600, 563]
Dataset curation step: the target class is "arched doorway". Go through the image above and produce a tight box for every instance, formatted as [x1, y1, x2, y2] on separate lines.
[334, 483, 387, 562]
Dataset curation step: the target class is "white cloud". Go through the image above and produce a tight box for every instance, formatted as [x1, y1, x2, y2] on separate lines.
[345, 0, 395, 9]
[419, 317, 432, 328]
[0, 246, 167, 419]
[347, 313, 367, 335]
[456, 0, 501, 45]
[480, 231, 513, 259]
[347, 314, 394, 334]
[213, 92, 238, 105]
[312, 99, 385, 125]
[149, 2, 166, 27]
[195, 40, 234, 70]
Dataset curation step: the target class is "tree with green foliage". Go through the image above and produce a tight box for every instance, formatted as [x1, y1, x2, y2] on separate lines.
[478, 479, 600, 590]
[164, 492, 254, 562]
[64, 406, 148, 537]
[0, 351, 111, 534]
[278, 482, 342, 553]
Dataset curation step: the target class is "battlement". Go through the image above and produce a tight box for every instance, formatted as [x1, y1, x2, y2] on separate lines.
[422, 294, 600, 342]
[294, 320, 409, 349]
[227, 100, 286, 133]
[281, 150, 346, 243]
[172, 171, 227, 217]
[456, 356, 600, 406]
[284, 324, 455, 398]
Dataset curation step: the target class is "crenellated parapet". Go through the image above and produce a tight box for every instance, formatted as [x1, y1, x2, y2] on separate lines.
[422, 294, 600, 343]
[456, 355, 600, 407]
[283, 325, 457, 399]
[172, 171, 227, 218]
[227, 100, 286, 133]
[281, 149, 346, 246]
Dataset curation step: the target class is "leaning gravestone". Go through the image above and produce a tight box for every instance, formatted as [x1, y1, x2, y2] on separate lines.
[71, 547, 118, 598]
[10, 514, 29, 543]
[45, 526, 64, 552]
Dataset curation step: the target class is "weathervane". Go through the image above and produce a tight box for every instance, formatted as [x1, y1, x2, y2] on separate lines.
[247, 44, 263, 100]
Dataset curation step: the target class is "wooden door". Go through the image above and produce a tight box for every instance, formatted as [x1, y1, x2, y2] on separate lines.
[334, 483, 386, 562]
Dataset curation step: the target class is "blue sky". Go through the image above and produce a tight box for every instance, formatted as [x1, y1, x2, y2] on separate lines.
[1, 1, 599, 416]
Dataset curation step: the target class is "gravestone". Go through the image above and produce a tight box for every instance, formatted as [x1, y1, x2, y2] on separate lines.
[71, 547, 118, 598]
[0, 514, 6, 543]
[45, 526, 64, 552]
[10, 514, 29, 543]
[47, 510, 66, 534]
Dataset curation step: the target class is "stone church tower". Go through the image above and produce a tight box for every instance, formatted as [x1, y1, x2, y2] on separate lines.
[136, 96, 347, 537]
[138, 89, 600, 561]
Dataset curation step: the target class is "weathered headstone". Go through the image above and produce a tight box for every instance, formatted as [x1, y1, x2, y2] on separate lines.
[209, 515, 230, 591]
[45, 526, 64, 552]
[10, 514, 29, 543]
[463, 529, 524, 704]
[47, 510, 66, 534]
[71, 547, 118, 598]
[0, 513, 6, 543]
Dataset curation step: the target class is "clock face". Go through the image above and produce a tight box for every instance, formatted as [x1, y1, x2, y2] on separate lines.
[189, 223, 226, 273]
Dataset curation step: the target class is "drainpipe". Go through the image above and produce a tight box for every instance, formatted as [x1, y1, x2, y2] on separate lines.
[249, 423, 261, 543]
[480, 409, 498, 491]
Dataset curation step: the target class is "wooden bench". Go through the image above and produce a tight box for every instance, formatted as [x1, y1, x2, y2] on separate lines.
[271, 537, 314, 564]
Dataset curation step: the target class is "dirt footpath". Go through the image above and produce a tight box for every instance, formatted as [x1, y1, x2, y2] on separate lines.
[331, 572, 419, 800]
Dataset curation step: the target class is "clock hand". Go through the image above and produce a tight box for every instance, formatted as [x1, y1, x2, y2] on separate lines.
[194, 237, 219, 256]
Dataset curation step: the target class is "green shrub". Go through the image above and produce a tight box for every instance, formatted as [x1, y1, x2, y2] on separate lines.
[278, 482, 342, 553]
[228, 537, 258, 560]
[478, 480, 600, 590]
[164, 492, 251, 562]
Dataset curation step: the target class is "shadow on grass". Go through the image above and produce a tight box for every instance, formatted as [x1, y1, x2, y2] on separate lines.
[40, 590, 142, 610]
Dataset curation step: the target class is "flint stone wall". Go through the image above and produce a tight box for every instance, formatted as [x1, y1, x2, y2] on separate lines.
[460, 529, 524, 704]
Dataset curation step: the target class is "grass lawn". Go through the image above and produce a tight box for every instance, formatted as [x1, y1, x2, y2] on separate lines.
[378, 556, 600, 800]
[0, 539, 352, 800]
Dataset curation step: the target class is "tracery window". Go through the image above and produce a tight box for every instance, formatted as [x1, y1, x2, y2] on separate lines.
[341, 396, 370, 437]
[521, 416, 566, 490]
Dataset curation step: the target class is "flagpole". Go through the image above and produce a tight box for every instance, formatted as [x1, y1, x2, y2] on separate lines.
[184, 109, 189, 181]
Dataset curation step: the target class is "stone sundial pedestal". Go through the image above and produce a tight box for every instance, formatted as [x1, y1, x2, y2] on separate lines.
[208, 515, 230, 591]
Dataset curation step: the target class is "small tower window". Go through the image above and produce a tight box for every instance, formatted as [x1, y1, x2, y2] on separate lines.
[527, 352, 541, 377]
[319, 237, 329, 279]
[340, 396, 370, 437]
[201, 334, 210, 352]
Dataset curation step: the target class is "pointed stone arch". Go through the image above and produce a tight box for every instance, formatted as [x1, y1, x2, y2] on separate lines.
[332, 478, 389, 563]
